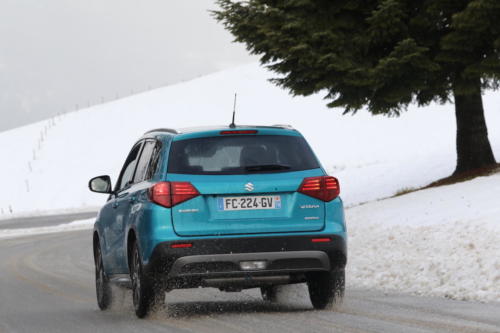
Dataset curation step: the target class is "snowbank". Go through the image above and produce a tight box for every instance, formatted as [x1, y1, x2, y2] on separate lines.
[0, 218, 95, 240]
[347, 173, 500, 302]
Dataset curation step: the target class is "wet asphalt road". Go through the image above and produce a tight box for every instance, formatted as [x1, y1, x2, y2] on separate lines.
[0, 215, 499, 333]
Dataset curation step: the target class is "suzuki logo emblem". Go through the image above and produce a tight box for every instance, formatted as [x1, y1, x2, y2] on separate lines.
[245, 182, 254, 192]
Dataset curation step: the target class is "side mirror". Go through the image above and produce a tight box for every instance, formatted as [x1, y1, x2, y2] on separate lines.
[89, 175, 113, 194]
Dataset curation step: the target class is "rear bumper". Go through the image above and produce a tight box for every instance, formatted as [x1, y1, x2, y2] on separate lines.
[144, 234, 346, 288]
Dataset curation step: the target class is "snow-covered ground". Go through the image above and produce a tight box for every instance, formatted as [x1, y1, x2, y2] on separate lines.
[0, 62, 499, 302]
[0, 218, 95, 240]
[347, 173, 500, 302]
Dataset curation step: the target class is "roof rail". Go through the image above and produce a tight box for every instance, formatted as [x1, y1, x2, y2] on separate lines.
[144, 128, 178, 135]
[271, 124, 295, 130]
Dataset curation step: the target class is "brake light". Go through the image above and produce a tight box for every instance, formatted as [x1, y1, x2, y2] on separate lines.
[149, 181, 200, 208]
[297, 176, 340, 202]
[220, 130, 258, 135]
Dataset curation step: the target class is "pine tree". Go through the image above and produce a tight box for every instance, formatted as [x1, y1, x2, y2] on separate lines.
[214, 0, 498, 174]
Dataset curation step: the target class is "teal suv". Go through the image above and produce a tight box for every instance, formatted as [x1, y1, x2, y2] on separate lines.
[89, 125, 347, 318]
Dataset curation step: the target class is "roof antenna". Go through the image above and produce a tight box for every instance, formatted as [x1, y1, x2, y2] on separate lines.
[229, 93, 237, 128]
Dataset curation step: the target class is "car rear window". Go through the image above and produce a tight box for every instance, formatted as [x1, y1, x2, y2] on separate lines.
[168, 135, 320, 175]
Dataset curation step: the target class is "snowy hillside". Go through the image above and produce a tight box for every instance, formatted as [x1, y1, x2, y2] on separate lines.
[1, 62, 499, 217]
[1, 62, 499, 302]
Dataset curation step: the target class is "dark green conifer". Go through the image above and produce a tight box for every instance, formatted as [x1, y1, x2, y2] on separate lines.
[214, 0, 499, 174]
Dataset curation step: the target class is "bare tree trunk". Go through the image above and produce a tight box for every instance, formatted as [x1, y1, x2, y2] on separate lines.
[453, 81, 496, 175]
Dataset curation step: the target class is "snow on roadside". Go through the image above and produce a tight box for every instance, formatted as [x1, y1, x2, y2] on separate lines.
[347, 173, 500, 302]
[0, 207, 100, 221]
[0, 218, 95, 240]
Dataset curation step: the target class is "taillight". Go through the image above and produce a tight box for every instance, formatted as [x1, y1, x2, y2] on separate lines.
[171, 182, 200, 206]
[297, 176, 340, 202]
[149, 181, 200, 208]
[149, 181, 171, 207]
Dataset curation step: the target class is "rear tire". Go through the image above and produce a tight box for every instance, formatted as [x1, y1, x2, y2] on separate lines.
[130, 242, 164, 318]
[260, 286, 278, 302]
[307, 270, 345, 310]
[94, 242, 112, 310]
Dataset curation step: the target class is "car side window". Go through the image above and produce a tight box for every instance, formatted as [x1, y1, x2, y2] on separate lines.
[133, 140, 156, 183]
[145, 141, 162, 180]
[116, 142, 143, 192]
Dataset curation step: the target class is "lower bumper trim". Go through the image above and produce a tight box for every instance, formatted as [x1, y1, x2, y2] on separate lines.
[203, 275, 290, 288]
[144, 234, 347, 281]
[168, 250, 330, 278]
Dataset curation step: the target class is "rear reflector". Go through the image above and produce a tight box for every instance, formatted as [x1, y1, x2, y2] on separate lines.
[298, 176, 340, 202]
[220, 130, 258, 135]
[311, 238, 331, 243]
[149, 181, 200, 208]
[171, 243, 193, 249]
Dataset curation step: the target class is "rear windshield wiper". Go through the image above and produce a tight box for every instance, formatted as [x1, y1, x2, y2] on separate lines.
[244, 164, 291, 172]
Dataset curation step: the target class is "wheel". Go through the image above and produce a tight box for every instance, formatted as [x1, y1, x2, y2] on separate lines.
[260, 286, 278, 302]
[307, 270, 345, 310]
[130, 242, 164, 318]
[94, 242, 112, 310]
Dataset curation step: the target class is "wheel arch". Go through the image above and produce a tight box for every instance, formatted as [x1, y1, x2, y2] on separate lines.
[93, 230, 101, 259]
[127, 228, 137, 272]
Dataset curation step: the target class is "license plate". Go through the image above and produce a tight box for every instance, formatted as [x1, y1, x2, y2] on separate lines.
[217, 195, 281, 211]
